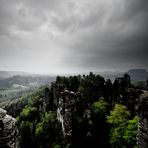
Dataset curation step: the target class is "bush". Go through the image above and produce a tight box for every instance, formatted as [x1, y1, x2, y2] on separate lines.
[92, 97, 108, 115]
[106, 104, 138, 147]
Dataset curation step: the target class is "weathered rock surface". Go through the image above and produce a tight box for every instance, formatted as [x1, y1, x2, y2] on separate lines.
[0, 108, 19, 148]
[137, 91, 148, 148]
[57, 90, 78, 145]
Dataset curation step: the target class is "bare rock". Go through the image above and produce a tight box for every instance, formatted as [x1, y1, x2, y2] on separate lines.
[0, 108, 19, 148]
[137, 91, 148, 148]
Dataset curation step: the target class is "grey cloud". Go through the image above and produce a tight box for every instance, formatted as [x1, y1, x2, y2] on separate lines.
[60, 0, 148, 71]
[22, 0, 62, 11]
[50, 1, 108, 32]
[0, 0, 77, 37]
[0, 0, 148, 73]
[107, 0, 148, 23]
[0, 0, 48, 37]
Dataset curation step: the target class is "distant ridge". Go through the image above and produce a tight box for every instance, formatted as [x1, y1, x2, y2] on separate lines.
[0, 71, 32, 79]
[99, 69, 148, 82]
[0, 69, 147, 82]
[0, 71, 56, 80]
[127, 69, 148, 82]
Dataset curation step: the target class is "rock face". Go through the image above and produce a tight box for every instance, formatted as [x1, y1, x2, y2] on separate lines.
[137, 91, 148, 148]
[0, 108, 19, 148]
[57, 90, 78, 146]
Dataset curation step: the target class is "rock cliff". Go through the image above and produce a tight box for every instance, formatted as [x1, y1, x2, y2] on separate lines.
[57, 90, 78, 146]
[0, 108, 19, 148]
[137, 91, 148, 148]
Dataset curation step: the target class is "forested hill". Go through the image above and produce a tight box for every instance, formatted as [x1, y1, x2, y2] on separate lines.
[100, 69, 148, 82]
[1, 72, 147, 148]
[0, 71, 32, 79]
[0, 75, 56, 89]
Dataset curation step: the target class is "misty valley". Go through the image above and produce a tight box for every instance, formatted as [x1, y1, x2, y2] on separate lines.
[0, 73, 56, 102]
[0, 69, 148, 148]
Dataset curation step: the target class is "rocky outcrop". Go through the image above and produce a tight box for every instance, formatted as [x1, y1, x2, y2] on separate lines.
[57, 90, 78, 146]
[137, 91, 148, 148]
[0, 108, 19, 148]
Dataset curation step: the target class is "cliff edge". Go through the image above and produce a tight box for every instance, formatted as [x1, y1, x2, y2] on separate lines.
[0, 108, 19, 148]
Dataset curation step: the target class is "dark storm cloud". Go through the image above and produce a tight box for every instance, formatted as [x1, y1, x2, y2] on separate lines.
[60, 0, 148, 71]
[0, 0, 148, 73]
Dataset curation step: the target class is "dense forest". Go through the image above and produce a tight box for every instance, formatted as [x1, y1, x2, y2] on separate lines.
[2, 72, 148, 148]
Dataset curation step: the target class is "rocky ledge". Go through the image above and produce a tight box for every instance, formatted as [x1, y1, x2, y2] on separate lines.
[137, 91, 148, 148]
[57, 90, 78, 145]
[0, 108, 19, 148]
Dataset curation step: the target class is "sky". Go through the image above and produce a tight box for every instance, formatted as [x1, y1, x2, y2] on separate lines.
[0, 0, 148, 74]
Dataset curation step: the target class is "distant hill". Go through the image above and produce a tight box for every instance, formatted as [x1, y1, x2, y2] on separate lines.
[100, 69, 148, 82]
[0, 75, 55, 89]
[99, 71, 123, 81]
[0, 69, 147, 88]
[0, 71, 33, 80]
[0, 72, 56, 90]
[127, 69, 148, 82]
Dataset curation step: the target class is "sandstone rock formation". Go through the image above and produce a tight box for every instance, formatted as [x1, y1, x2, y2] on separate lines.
[57, 90, 78, 146]
[137, 91, 148, 148]
[0, 108, 19, 148]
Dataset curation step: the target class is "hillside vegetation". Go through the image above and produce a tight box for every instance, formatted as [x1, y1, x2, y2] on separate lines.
[1, 72, 147, 148]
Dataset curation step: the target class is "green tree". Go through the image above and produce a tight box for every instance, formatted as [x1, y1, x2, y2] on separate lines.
[17, 107, 38, 147]
[19, 121, 33, 148]
[35, 112, 63, 147]
[106, 104, 130, 147]
[92, 97, 108, 116]
[79, 72, 105, 104]
[19, 107, 38, 122]
[107, 104, 130, 126]
[123, 116, 138, 147]
[135, 81, 145, 89]
[91, 97, 109, 147]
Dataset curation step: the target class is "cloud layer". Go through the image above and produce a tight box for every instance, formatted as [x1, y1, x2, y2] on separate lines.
[0, 0, 148, 74]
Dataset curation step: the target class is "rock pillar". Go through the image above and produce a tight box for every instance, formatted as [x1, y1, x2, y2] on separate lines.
[0, 108, 19, 148]
[137, 91, 148, 148]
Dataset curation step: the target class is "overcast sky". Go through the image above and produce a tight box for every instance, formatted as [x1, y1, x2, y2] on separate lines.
[0, 0, 148, 74]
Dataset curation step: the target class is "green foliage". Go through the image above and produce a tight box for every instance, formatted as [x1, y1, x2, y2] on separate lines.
[16, 87, 62, 148]
[53, 144, 61, 148]
[135, 81, 145, 89]
[106, 104, 137, 147]
[19, 107, 38, 122]
[44, 111, 55, 123]
[79, 72, 105, 103]
[123, 116, 138, 146]
[18, 109, 62, 147]
[56, 76, 69, 84]
[92, 97, 108, 115]
[109, 126, 125, 146]
[35, 111, 62, 147]
[18, 120, 33, 147]
[106, 104, 130, 126]
[28, 89, 44, 108]
[35, 122, 43, 137]
[19, 121, 32, 129]
[14, 73, 139, 148]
